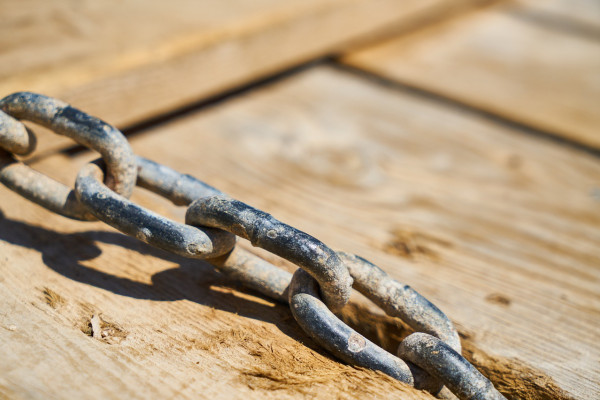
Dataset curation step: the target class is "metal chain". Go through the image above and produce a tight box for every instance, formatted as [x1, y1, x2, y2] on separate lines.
[0, 93, 137, 220]
[0, 92, 506, 400]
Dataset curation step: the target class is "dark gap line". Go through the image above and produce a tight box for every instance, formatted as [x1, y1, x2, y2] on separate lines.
[56, 0, 506, 159]
[60, 1, 508, 159]
[63, 57, 332, 157]
[331, 62, 600, 158]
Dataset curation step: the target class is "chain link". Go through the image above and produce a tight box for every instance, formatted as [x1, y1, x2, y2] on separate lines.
[0, 92, 137, 220]
[76, 158, 236, 258]
[0, 92, 506, 400]
[186, 196, 353, 312]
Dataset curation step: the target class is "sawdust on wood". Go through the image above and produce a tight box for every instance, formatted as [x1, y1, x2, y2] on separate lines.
[460, 333, 575, 400]
[81, 314, 128, 345]
[340, 302, 574, 400]
[90, 314, 102, 339]
[31, 265, 571, 399]
[191, 325, 435, 399]
[339, 302, 410, 353]
[41, 287, 66, 309]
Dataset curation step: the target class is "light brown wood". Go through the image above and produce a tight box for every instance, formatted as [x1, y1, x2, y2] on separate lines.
[516, 0, 600, 30]
[0, 0, 493, 156]
[1, 66, 598, 399]
[342, 1, 600, 149]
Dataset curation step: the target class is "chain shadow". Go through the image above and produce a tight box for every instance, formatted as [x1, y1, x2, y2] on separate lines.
[0, 209, 314, 346]
[0, 209, 430, 378]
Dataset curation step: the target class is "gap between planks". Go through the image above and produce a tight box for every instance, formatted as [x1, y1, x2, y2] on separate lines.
[1, 0, 497, 156]
[341, 0, 600, 149]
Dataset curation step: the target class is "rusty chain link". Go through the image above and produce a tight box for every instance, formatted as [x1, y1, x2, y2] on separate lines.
[0, 92, 506, 400]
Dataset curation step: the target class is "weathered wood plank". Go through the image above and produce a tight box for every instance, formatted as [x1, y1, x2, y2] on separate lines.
[516, 0, 600, 31]
[0, 0, 493, 156]
[1, 66, 598, 399]
[342, 2, 600, 149]
[0, 169, 431, 399]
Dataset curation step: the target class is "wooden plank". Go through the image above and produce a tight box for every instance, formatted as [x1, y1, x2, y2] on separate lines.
[1, 66, 599, 399]
[0, 0, 493, 156]
[516, 0, 600, 30]
[342, 2, 600, 149]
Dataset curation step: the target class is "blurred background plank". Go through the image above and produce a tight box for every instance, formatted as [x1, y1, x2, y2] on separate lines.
[2, 66, 597, 399]
[0, 0, 493, 155]
[516, 0, 600, 31]
[342, 1, 600, 149]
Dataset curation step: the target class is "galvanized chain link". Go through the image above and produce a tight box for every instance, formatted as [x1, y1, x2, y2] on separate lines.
[0, 92, 506, 400]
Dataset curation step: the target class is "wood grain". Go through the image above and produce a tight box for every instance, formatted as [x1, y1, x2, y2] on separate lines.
[1, 66, 598, 399]
[516, 0, 600, 31]
[342, 1, 600, 149]
[0, 0, 492, 156]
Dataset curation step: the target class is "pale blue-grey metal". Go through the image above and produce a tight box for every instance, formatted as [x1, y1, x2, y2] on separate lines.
[186, 196, 353, 312]
[398, 333, 507, 400]
[0, 92, 136, 220]
[75, 159, 236, 259]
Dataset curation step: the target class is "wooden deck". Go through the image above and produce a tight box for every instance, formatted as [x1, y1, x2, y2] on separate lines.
[1, 1, 598, 399]
[343, 0, 600, 148]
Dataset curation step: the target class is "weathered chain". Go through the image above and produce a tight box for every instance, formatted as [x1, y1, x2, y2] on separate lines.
[0, 93, 506, 400]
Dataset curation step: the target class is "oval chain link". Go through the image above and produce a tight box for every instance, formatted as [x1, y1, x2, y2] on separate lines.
[186, 197, 353, 312]
[75, 158, 236, 258]
[0, 92, 137, 220]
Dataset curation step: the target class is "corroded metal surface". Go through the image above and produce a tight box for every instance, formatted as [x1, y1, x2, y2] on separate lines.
[288, 258, 505, 399]
[136, 156, 222, 205]
[0, 111, 36, 156]
[208, 246, 292, 303]
[0, 92, 137, 220]
[338, 252, 460, 351]
[1, 92, 506, 399]
[398, 333, 507, 400]
[186, 197, 353, 312]
[289, 268, 415, 384]
[75, 160, 236, 259]
[337, 252, 460, 392]
[77, 156, 292, 302]
[0, 150, 94, 219]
